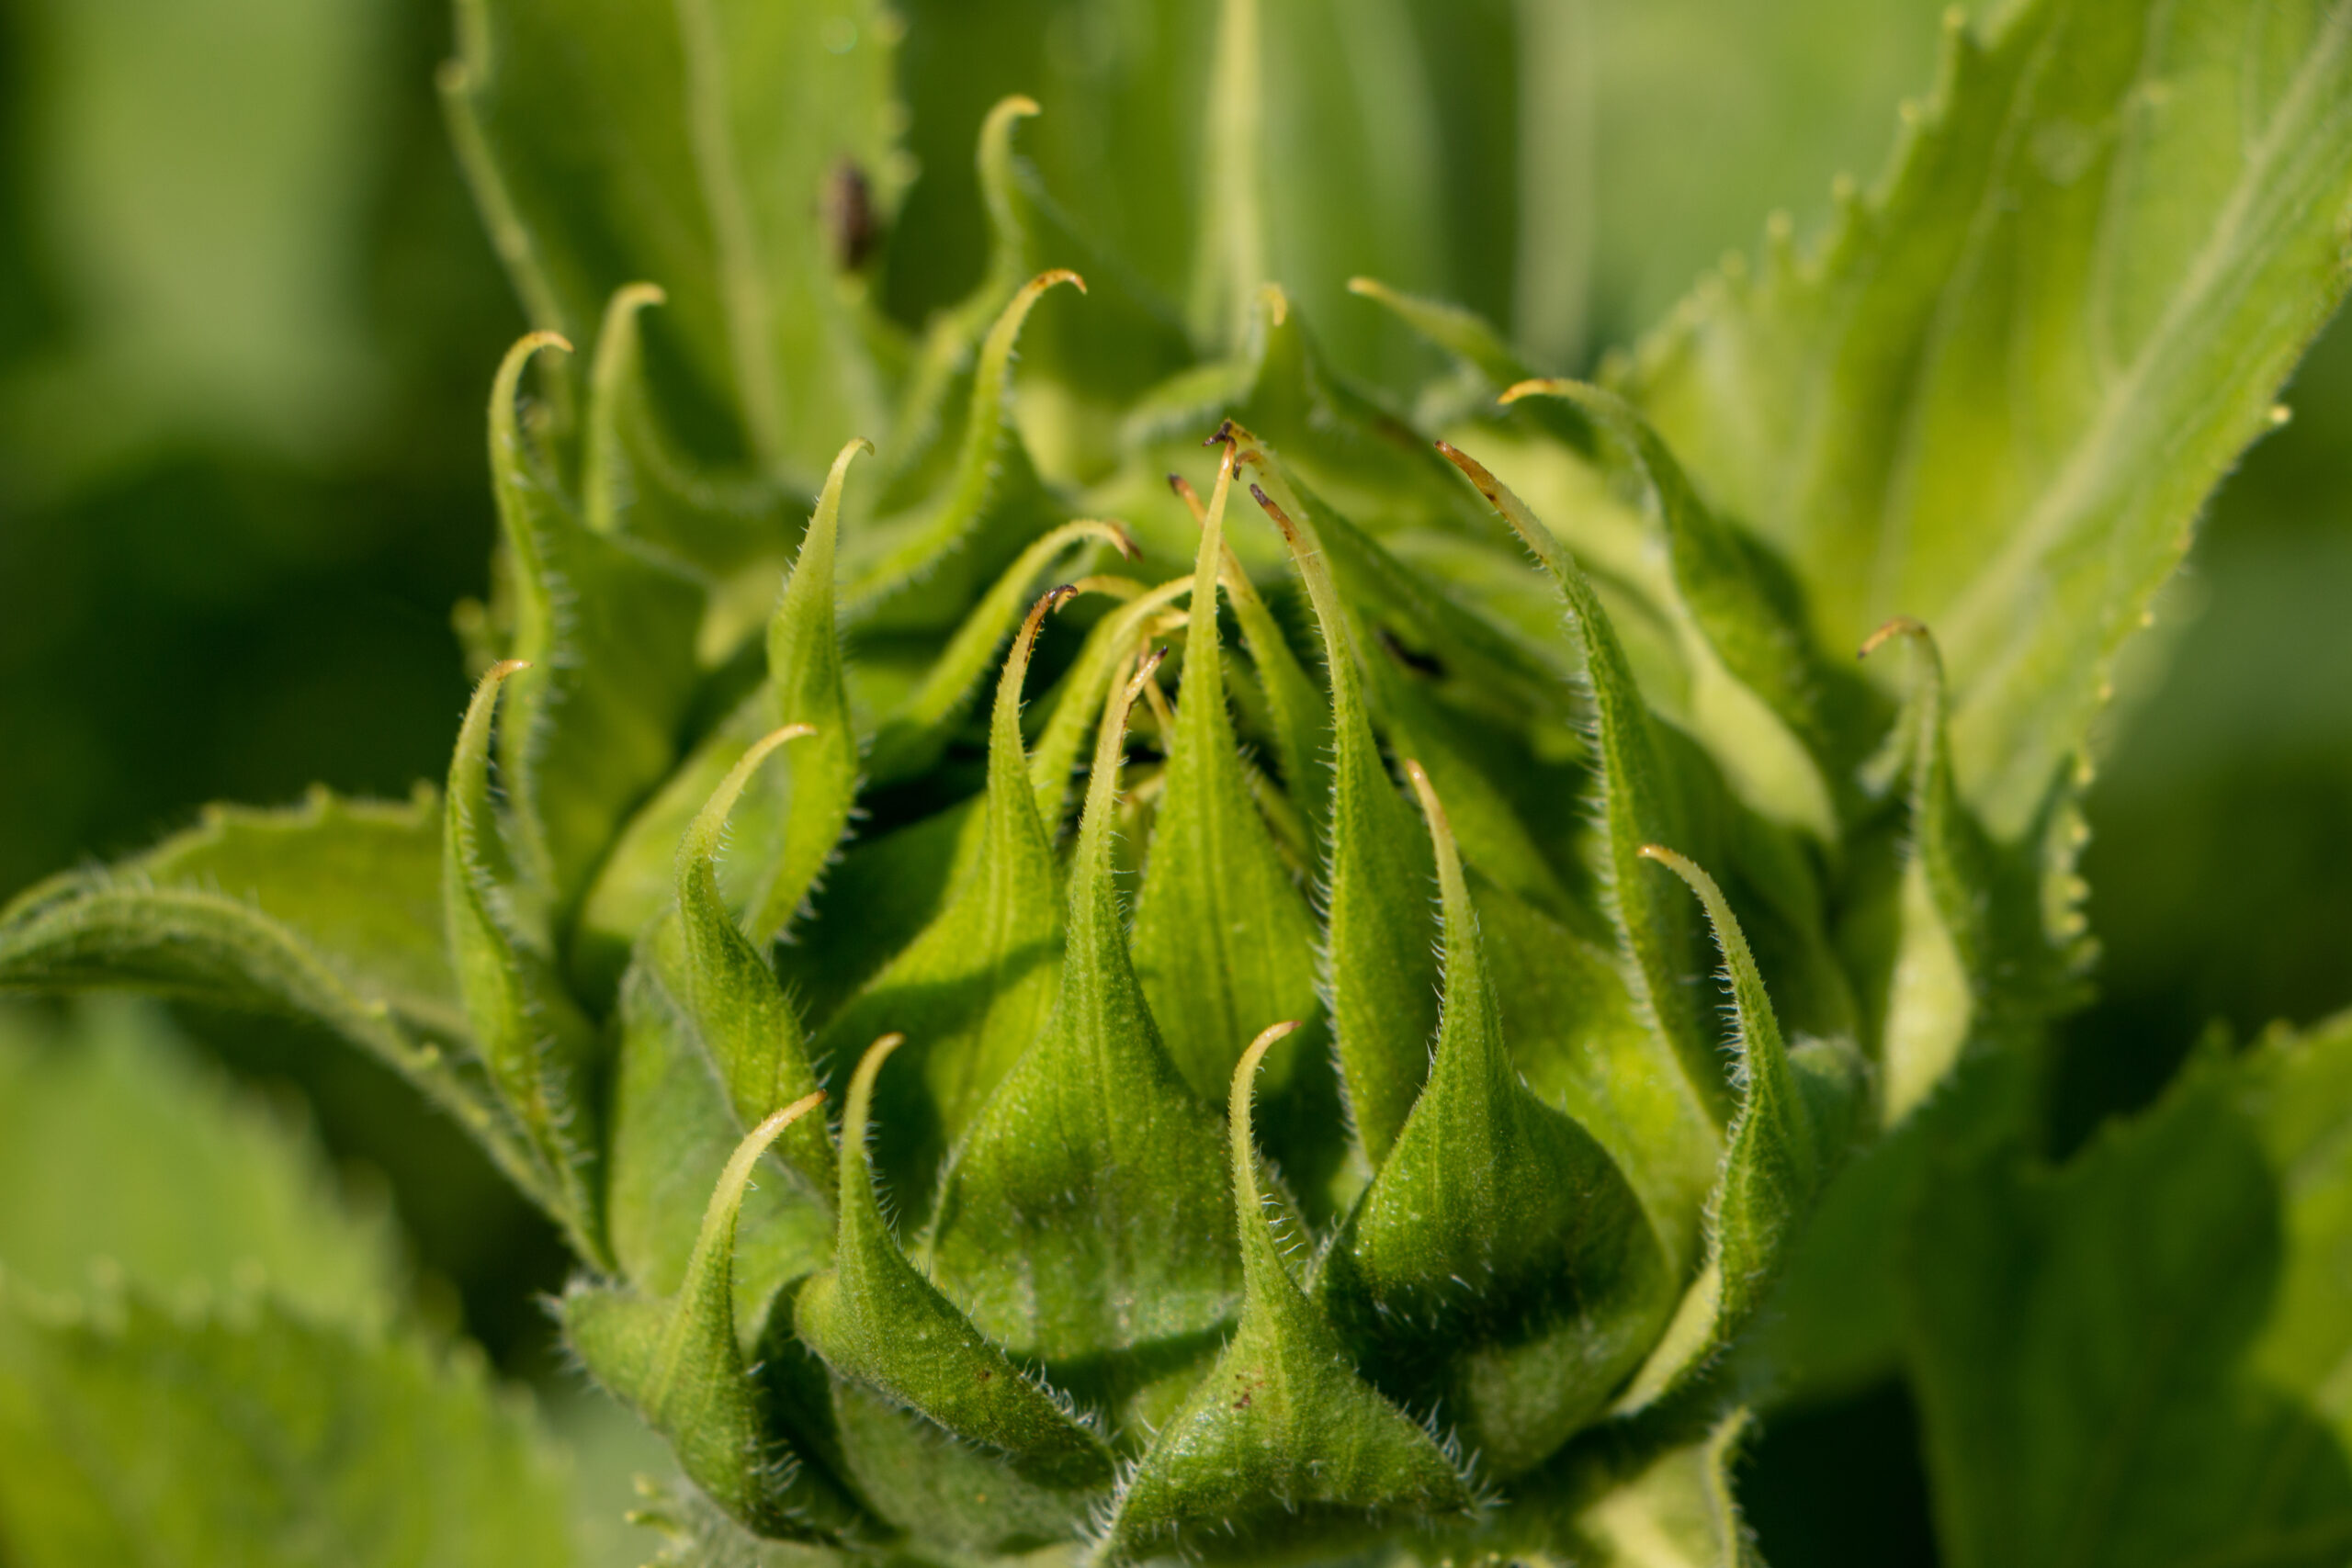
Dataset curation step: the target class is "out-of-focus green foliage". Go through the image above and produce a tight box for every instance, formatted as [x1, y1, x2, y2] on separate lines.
[0, 999, 580, 1566]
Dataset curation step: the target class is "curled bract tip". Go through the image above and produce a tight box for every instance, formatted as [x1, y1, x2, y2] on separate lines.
[1858, 615, 1931, 660]
[1237, 1020, 1303, 1089]
[1344, 276, 1385, 299]
[1497, 377, 1566, 406]
[1084, 520, 1142, 560]
[753, 721, 819, 751]
[1636, 844, 1712, 897]
[1401, 758, 1446, 824]
[849, 1032, 907, 1100]
[752, 1088, 829, 1143]
[1168, 472, 1207, 524]
[991, 93, 1042, 121]
[484, 658, 532, 682]
[613, 280, 667, 310]
[1031, 267, 1086, 297]
[1123, 645, 1170, 705]
[520, 329, 573, 357]
[1248, 482, 1295, 540]
[1433, 439, 1498, 498]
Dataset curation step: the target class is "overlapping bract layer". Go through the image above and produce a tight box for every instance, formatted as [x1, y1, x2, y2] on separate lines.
[6, 0, 2351, 1559]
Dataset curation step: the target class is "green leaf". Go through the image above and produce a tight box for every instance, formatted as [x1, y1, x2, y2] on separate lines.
[1435, 441, 1727, 1126]
[813, 589, 1068, 1211]
[443, 660, 606, 1264]
[0, 997, 401, 1328]
[0, 795, 537, 1202]
[566, 1092, 860, 1540]
[671, 726, 835, 1199]
[1621, 0, 2352, 837]
[1615, 845, 1863, 1413]
[441, 0, 901, 483]
[89, 789, 457, 1034]
[1099, 1023, 1478, 1562]
[1320, 763, 1674, 1477]
[926, 654, 1242, 1431]
[1903, 1031, 2352, 1568]
[1241, 460, 1436, 1163]
[794, 1036, 1115, 1491]
[1129, 446, 1322, 1105]
[482, 333, 707, 915]
[2234, 1012, 2352, 1450]
[0, 1289, 573, 1568]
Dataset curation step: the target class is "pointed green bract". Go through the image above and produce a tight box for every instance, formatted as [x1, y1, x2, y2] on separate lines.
[1130, 446, 1321, 1103]
[582, 281, 793, 621]
[1243, 457, 1436, 1163]
[1321, 764, 1674, 1476]
[928, 653, 1242, 1428]
[795, 1035, 1114, 1490]
[844, 271, 1081, 626]
[1438, 440, 1725, 1122]
[566, 435, 871, 987]
[12, 6, 2352, 1560]
[1507, 378, 1848, 841]
[442, 659, 605, 1262]
[814, 589, 1069, 1208]
[865, 516, 1136, 784]
[756, 436, 872, 941]
[1025, 574, 1193, 827]
[672, 725, 835, 1198]
[1467, 873, 1719, 1281]
[1617, 845, 1862, 1410]
[884, 96, 1040, 489]
[1102, 1023, 1478, 1561]
[567, 1092, 857, 1539]
[1860, 618, 1985, 1122]
[483, 333, 706, 916]
[1623, 0, 2352, 837]
[1167, 470, 1331, 833]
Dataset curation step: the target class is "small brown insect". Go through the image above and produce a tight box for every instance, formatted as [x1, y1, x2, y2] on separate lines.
[824, 158, 882, 272]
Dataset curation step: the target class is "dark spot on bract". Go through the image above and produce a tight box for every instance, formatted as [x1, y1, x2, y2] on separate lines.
[825, 159, 881, 271]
